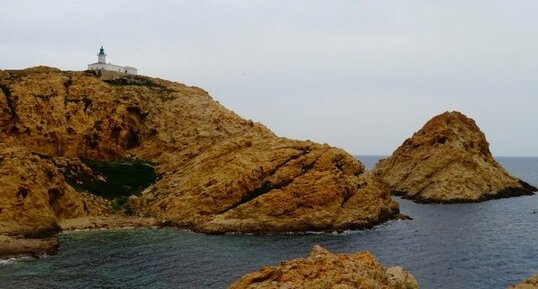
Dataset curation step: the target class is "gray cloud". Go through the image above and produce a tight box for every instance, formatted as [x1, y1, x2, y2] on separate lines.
[2, 0, 537, 156]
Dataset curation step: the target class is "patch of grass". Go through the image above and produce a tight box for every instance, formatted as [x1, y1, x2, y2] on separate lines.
[80, 159, 157, 200]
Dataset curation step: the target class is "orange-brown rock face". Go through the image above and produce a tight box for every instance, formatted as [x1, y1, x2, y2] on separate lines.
[0, 67, 399, 234]
[373, 111, 536, 203]
[228, 245, 419, 289]
[0, 136, 108, 238]
[508, 274, 538, 289]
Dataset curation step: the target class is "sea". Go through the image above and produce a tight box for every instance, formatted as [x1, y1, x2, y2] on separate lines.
[0, 156, 537, 289]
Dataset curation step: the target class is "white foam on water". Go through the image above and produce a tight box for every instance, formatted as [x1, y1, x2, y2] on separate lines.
[0, 256, 32, 265]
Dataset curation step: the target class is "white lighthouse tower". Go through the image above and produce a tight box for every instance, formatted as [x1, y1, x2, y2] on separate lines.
[97, 46, 107, 63]
[88, 46, 137, 76]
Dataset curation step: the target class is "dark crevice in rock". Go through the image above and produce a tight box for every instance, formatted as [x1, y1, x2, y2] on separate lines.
[63, 78, 72, 95]
[83, 201, 89, 214]
[33, 88, 58, 100]
[127, 107, 149, 120]
[17, 187, 29, 199]
[219, 147, 332, 216]
[225, 179, 295, 213]
[237, 182, 273, 206]
[64, 96, 92, 112]
[111, 126, 122, 142]
[126, 129, 140, 149]
[219, 148, 312, 214]
[83, 98, 92, 112]
[47, 188, 62, 206]
[85, 132, 100, 149]
[340, 187, 356, 208]
[1, 84, 16, 119]
[268, 147, 311, 176]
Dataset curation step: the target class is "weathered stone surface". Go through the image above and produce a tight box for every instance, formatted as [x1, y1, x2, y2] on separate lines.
[0, 136, 108, 238]
[508, 274, 538, 289]
[0, 235, 59, 259]
[146, 136, 398, 233]
[373, 111, 536, 203]
[58, 216, 157, 231]
[0, 67, 400, 234]
[228, 245, 419, 289]
[0, 135, 109, 258]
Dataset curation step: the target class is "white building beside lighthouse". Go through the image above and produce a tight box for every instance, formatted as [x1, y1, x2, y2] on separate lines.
[87, 46, 137, 75]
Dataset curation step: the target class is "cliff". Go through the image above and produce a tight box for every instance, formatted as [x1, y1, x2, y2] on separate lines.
[0, 135, 108, 238]
[228, 245, 419, 289]
[0, 66, 399, 245]
[373, 111, 536, 203]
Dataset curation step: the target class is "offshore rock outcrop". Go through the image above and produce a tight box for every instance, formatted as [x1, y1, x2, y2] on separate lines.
[373, 111, 536, 203]
[0, 66, 400, 249]
[228, 245, 419, 289]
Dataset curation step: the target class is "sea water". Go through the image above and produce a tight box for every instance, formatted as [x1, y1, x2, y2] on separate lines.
[0, 157, 537, 289]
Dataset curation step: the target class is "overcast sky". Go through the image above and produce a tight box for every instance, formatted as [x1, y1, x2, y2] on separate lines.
[2, 0, 538, 156]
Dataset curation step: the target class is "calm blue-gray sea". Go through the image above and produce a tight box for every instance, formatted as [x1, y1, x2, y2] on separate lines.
[0, 156, 537, 289]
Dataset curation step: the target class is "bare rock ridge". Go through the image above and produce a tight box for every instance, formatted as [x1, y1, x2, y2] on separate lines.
[0, 66, 399, 252]
[373, 111, 537, 203]
[228, 245, 419, 289]
[508, 273, 538, 289]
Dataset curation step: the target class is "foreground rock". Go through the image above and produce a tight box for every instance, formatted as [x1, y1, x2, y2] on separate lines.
[373, 111, 536, 203]
[228, 245, 418, 289]
[508, 274, 538, 289]
[0, 66, 400, 237]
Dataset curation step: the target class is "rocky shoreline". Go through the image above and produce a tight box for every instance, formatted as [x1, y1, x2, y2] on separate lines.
[0, 67, 402, 259]
[0, 216, 159, 260]
[0, 235, 59, 259]
[1, 67, 536, 288]
[392, 180, 536, 204]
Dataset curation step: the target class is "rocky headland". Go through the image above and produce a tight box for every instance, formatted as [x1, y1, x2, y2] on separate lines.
[228, 245, 419, 289]
[0, 67, 399, 258]
[373, 111, 536, 203]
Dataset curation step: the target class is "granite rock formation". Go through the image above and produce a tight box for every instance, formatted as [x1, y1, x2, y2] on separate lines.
[0, 235, 59, 259]
[0, 136, 108, 238]
[228, 245, 419, 289]
[508, 274, 538, 289]
[373, 111, 536, 203]
[0, 66, 400, 247]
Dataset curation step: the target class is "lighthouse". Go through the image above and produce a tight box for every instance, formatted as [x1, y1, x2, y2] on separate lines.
[97, 46, 107, 63]
[87, 46, 137, 77]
